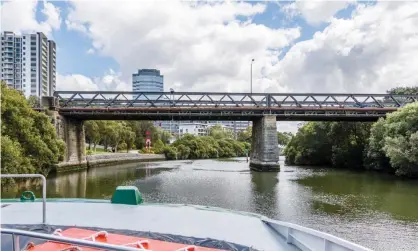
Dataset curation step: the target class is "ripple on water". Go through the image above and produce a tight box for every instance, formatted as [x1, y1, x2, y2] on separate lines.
[1, 159, 418, 251]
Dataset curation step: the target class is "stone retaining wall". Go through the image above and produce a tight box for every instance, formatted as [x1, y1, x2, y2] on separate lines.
[86, 153, 166, 168]
[56, 153, 166, 172]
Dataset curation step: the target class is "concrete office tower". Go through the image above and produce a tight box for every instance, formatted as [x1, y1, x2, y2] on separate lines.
[1, 31, 56, 97]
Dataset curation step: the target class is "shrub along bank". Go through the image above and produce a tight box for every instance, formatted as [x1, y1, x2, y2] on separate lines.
[284, 101, 418, 178]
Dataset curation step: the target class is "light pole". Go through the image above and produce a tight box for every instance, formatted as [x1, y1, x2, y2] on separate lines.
[249, 59, 254, 129]
[170, 88, 175, 137]
[250, 59, 254, 93]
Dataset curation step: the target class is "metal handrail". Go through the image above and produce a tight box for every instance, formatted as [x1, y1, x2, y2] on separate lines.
[1, 228, 145, 251]
[1, 174, 47, 224]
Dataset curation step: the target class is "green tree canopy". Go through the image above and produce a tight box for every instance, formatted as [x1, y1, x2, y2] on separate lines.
[366, 102, 418, 177]
[277, 131, 292, 145]
[208, 124, 234, 139]
[237, 126, 252, 143]
[1, 83, 65, 176]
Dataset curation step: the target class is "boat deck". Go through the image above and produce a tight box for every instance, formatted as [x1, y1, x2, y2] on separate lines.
[1, 200, 299, 251]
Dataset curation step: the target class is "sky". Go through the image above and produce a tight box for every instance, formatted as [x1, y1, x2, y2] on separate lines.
[1, 0, 418, 132]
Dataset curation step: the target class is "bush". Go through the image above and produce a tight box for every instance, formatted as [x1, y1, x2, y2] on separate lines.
[1, 83, 65, 176]
[366, 102, 418, 177]
[163, 146, 178, 160]
[170, 134, 248, 159]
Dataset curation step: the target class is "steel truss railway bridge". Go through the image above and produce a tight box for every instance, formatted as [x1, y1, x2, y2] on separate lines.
[39, 91, 417, 172]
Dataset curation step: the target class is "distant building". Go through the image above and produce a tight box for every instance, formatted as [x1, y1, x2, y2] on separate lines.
[131, 69, 251, 136]
[1, 31, 56, 97]
[178, 123, 209, 137]
[132, 69, 164, 98]
[132, 68, 168, 129]
[205, 121, 250, 133]
[156, 120, 250, 138]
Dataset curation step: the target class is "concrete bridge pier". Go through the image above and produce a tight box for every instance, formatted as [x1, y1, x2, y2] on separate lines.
[51, 111, 87, 171]
[250, 115, 280, 172]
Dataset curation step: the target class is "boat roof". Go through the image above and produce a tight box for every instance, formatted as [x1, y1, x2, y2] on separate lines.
[1, 200, 299, 251]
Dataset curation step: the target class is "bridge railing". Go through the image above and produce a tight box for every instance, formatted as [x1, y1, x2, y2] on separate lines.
[53, 92, 418, 109]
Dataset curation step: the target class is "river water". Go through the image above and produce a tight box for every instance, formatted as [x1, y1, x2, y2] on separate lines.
[2, 158, 418, 251]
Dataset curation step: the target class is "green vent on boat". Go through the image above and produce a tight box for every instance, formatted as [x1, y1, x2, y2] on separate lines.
[111, 186, 143, 205]
[20, 191, 36, 202]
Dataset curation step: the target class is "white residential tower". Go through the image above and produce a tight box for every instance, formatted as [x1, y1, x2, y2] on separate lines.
[1, 31, 56, 98]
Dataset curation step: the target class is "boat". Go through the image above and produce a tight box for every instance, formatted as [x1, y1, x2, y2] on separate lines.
[1, 174, 373, 251]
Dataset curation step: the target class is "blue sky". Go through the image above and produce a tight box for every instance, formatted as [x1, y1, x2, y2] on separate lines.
[3, 0, 417, 132]
[34, 1, 119, 77]
[30, 1, 355, 80]
[2, 0, 416, 97]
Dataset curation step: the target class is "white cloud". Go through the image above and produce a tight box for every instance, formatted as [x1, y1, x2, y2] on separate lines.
[283, 0, 356, 26]
[0, 0, 61, 36]
[86, 48, 95, 54]
[269, 1, 418, 93]
[65, 1, 300, 92]
[61, 0, 418, 97]
[57, 74, 98, 91]
[57, 70, 130, 92]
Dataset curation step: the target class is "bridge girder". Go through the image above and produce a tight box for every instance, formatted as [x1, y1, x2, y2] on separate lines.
[46, 91, 417, 121]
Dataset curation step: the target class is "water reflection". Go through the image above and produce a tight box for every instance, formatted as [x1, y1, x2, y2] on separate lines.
[297, 169, 418, 221]
[2, 159, 418, 250]
[250, 171, 278, 218]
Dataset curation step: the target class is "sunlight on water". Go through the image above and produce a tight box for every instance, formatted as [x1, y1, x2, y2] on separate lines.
[2, 158, 418, 251]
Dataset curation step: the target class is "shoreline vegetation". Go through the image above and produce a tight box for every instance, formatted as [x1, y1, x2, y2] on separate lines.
[1, 83, 65, 183]
[1, 82, 416, 181]
[284, 87, 418, 178]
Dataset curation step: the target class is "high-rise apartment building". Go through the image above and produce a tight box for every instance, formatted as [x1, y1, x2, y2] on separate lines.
[1, 31, 56, 97]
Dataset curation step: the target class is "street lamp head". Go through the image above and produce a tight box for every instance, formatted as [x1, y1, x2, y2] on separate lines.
[251, 59, 255, 62]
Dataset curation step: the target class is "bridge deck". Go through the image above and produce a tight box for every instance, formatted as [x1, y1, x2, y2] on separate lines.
[38, 92, 417, 121]
[57, 106, 398, 121]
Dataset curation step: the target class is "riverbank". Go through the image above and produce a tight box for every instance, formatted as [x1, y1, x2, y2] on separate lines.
[55, 153, 166, 172]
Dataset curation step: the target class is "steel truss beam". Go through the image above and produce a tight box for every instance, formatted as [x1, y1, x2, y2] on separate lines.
[54, 91, 417, 109]
[52, 92, 416, 120]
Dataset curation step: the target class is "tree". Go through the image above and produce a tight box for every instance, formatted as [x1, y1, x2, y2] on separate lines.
[1, 83, 65, 176]
[122, 127, 136, 152]
[171, 134, 247, 160]
[329, 122, 372, 170]
[364, 119, 391, 172]
[1, 135, 33, 183]
[84, 121, 100, 150]
[108, 121, 123, 152]
[237, 126, 252, 143]
[284, 122, 333, 165]
[27, 95, 40, 107]
[152, 139, 165, 153]
[368, 102, 418, 177]
[284, 121, 371, 169]
[209, 124, 234, 139]
[277, 131, 292, 145]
